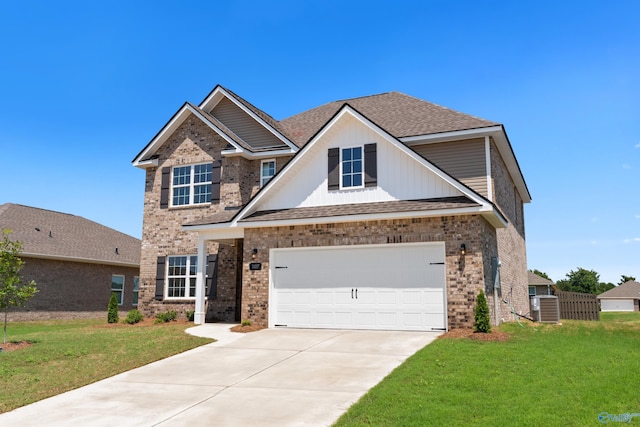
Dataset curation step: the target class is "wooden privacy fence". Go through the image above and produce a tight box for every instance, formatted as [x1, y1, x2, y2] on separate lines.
[556, 291, 600, 321]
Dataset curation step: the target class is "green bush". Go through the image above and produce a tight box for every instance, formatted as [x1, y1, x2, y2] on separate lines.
[185, 310, 195, 321]
[241, 319, 252, 327]
[107, 293, 119, 324]
[474, 290, 491, 333]
[155, 310, 177, 324]
[124, 309, 144, 324]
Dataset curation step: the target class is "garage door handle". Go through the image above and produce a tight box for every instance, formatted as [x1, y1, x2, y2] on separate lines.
[275, 266, 288, 269]
[351, 288, 354, 299]
[355, 289, 358, 299]
[430, 262, 445, 265]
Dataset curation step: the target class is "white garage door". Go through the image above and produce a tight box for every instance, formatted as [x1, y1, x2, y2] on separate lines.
[270, 242, 447, 331]
[600, 299, 635, 312]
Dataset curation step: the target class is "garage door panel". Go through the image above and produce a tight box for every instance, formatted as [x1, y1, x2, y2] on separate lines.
[272, 243, 446, 331]
[601, 299, 634, 312]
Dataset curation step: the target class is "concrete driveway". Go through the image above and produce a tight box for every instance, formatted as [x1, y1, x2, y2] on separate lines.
[0, 324, 441, 426]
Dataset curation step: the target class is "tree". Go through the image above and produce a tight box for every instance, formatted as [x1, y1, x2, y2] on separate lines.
[596, 282, 615, 294]
[619, 275, 636, 285]
[474, 290, 491, 333]
[563, 268, 600, 294]
[0, 229, 38, 344]
[107, 293, 119, 324]
[529, 269, 552, 281]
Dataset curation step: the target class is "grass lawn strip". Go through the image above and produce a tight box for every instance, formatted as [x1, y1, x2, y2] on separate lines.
[334, 312, 640, 426]
[0, 319, 213, 413]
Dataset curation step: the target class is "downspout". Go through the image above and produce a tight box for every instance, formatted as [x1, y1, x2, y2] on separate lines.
[492, 257, 501, 326]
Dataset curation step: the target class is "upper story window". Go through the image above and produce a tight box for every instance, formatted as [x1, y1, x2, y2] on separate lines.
[341, 147, 363, 188]
[172, 163, 212, 206]
[261, 159, 276, 187]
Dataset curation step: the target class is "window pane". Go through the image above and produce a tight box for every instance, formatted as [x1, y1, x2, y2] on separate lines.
[190, 256, 198, 275]
[342, 148, 352, 161]
[189, 278, 196, 298]
[194, 163, 212, 184]
[343, 175, 352, 187]
[353, 173, 362, 187]
[353, 160, 362, 173]
[352, 147, 362, 160]
[111, 275, 124, 290]
[168, 278, 186, 298]
[113, 291, 123, 305]
[193, 184, 211, 204]
[173, 187, 190, 206]
[173, 166, 191, 186]
[343, 162, 352, 173]
[133, 277, 139, 291]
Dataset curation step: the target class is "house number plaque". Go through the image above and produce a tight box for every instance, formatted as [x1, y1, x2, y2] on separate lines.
[249, 262, 262, 271]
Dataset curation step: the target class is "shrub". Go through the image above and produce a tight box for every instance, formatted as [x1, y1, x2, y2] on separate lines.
[155, 310, 177, 324]
[185, 310, 195, 321]
[241, 319, 252, 327]
[107, 293, 119, 324]
[474, 290, 491, 333]
[124, 309, 144, 324]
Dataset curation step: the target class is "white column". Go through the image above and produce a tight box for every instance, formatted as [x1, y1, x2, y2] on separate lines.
[194, 237, 207, 324]
[485, 135, 493, 202]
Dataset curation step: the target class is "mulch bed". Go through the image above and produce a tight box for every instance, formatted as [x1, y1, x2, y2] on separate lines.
[230, 324, 265, 333]
[439, 328, 511, 342]
[1, 341, 32, 352]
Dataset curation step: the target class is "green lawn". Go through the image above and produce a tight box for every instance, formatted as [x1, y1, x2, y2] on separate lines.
[0, 319, 213, 413]
[335, 312, 640, 426]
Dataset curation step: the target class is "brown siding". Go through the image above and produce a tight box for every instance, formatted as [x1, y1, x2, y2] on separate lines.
[412, 138, 488, 197]
[212, 98, 286, 149]
[8, 257, 139, 321]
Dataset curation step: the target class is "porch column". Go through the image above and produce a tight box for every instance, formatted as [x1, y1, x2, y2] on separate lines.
[194, 237, 207, 324]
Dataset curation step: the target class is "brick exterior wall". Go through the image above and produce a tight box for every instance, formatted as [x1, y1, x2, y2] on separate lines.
[242, 215, 499, 329]
[7, 257, 139, 321]
[138, 114, 293, 320]
[490, 140, 529, 322]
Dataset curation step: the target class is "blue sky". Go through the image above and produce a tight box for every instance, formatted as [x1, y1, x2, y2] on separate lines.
[1, 1, 638, 284]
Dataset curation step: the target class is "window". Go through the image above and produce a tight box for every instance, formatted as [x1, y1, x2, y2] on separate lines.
[529, 286, 536, 296]
[261, 160, 276, 187]
[111, 275, 124, 305]
[172, 163, 212, 206]
[341, 147, 363, 188]
[166, 255, 198, 299]
[132, 277, 139, 306]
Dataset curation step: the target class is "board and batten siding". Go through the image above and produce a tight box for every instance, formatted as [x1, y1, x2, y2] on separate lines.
[411, 138, 488, 198]
[211, 98, 286, 150]
[256, 114, 463, 211]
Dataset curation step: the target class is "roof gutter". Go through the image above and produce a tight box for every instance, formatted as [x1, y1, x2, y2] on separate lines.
[20, 252, 140, 268]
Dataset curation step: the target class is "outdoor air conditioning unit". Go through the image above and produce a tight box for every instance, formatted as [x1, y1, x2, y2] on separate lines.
[530, 295, 560, 323]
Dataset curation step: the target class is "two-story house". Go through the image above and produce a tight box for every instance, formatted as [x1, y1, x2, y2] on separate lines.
[132, 85, 531, 330]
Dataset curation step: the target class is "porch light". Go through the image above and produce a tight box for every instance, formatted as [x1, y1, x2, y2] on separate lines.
[460, 244, 466, 256]
[252, 248, 258, 260]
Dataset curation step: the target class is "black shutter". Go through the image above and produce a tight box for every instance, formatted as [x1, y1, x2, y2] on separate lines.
[327, 148, 340, 191]
[160, 167, 171, 209]
[211, 160, 221, 204]
[205, 254, 219, 300]
[155, 256, 166, 300]
[364, 143, 377, 187]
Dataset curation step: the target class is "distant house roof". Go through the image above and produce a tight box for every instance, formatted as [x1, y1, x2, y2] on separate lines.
[528, 271, 555, 286]
[597, 281, 640, 300]
[0, 204, 140, 267]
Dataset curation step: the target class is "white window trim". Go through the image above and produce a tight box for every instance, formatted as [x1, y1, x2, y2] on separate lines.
[340, 146, 364, 190]
[170, 163, 212, 207]
[260, 159, 276, 187]
[165, 255, 198, 300]
[132, 276, 139, 306]
[111, 274, 125, 305]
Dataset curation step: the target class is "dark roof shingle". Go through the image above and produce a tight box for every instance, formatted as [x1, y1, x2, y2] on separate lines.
[0, 204, 140, 266]
[597, 281, 640, 299]
[279, 92, 498, 146]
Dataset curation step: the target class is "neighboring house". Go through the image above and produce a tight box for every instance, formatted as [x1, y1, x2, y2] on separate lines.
[0, 203, 140, 320]
[528, 271, 556, 296]
[597, 281, 640, 312]
[132, 85, 531, 331]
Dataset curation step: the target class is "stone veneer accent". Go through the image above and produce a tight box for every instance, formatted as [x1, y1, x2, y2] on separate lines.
[242, 214, 498, 329]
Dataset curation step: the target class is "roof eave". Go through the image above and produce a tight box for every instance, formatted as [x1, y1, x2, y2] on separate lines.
[21, 252, 140, 268]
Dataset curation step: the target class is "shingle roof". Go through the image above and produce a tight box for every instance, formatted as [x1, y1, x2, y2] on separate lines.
[279, 92, 499, 147]
[597, 281, 640, 299]
[528, 271, 555, 286]
[0, 204, 140, 267]
[238, 197, 480, 223]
